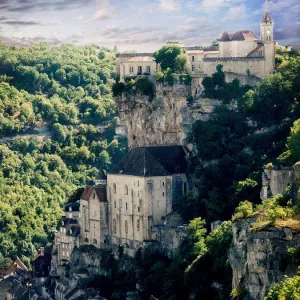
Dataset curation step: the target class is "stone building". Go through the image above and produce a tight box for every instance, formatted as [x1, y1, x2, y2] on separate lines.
[54, 182, 108, 266]
[117, 4, 275, 82]
[107, 145, 189, 253]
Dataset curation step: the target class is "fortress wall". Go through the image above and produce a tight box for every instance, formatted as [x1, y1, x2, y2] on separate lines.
[224, 72, 261, 86]
[203, 58, 265, 78]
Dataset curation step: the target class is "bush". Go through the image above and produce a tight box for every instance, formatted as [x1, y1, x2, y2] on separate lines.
[112, 82, 125, 96]
[232, 201, 254, 220]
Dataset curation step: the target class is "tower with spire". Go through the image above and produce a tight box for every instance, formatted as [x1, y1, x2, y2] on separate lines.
[260, 0, 275, 74]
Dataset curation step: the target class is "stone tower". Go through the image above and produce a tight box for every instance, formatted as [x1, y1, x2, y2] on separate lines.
[260, 0, 275, 75]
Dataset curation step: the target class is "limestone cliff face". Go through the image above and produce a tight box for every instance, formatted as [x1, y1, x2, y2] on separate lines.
[117, 83, 223, 149]
[230, 218, 300, 300]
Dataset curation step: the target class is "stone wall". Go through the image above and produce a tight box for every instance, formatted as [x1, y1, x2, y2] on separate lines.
[230, 218, 300, 300]
[203, 57, 266, 78]
[151, 225, 188, 258]
[224, 72, 261, 86]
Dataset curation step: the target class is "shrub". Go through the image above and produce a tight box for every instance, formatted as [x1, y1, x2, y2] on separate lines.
[112, 82, 125, 96]
[232, 201, 254, 220]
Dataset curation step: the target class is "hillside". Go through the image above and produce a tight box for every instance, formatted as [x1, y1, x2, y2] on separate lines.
[0, 43, 126, 266]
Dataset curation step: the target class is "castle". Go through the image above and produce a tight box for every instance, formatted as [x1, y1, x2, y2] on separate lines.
[53, 4, 275, 263]
[117, 4, 275, 85]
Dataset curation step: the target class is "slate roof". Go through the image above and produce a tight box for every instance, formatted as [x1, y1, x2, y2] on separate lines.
[219, 32, 232, 42]
[261, 11, 273, 23]
[247, 44, 264, 57]
[80, 186, 107, 202]
[109, 146, 188, 177]
[219, 30, 259, 42]
[67, 226, 80, 237]
[64, 201, 80, 212]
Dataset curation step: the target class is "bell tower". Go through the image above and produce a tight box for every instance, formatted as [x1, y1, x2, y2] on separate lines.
[260, 0, 275, 74]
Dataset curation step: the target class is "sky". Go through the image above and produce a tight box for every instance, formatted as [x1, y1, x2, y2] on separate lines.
[0, 0, 299, 51]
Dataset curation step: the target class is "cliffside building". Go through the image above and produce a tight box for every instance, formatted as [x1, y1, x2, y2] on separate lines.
[54, 182, 108, 265]
[107, 146, 189, 254]
[117, 4, 275, 82]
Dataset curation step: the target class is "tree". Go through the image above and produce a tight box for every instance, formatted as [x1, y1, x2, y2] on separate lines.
[154, 45, 189, 73]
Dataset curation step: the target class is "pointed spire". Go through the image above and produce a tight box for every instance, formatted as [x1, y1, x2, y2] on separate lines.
[264, 0, 269, 12]
[261, 0, 273, 23]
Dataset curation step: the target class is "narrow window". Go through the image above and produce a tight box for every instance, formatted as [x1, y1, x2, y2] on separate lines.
[138, 206, 140, 213]
[125, 185, 128, 195]
[113, 183, 116, 194]
[113, 219, 117, 233]
[137, 219, 140, 231]
[114, 200, 116, 208]
[138, 66, 142, 74]
[192, 65, 195, 72]
[162, 192, 165, 196]
[146, 66, 151, 73]
[125, 220, 128, 234]
[137, 180, 139, 187]
[192, 56, 195, 62]
[130, 66, 134, 73]
[126, 202, 128, 210]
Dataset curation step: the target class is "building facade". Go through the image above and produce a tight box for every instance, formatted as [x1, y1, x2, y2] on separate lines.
[107, 146, 189, 252]
[54, 183, 108, 265]
[117, 6, 275, 82]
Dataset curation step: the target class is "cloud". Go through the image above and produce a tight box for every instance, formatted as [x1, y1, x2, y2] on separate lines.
[159, 0, 179, 12]
[221, 4, 247, 22]
[0, 18, 41, 26]
[1, 0, 95, 12]
[297, 22, 300, 25]
[89, 9, 114, 22]
[0, 34, 62, 46]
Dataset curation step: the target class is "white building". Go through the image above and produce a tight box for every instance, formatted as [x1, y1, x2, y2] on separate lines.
[117, 4, 275, 81]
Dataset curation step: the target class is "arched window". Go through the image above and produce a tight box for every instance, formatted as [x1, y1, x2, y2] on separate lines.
[124, 185, 128, 195]
[113, 219, 117, 233]
[113, 183, 116, 194]
[125, 220, 128, 234]
[137, 219, 140, 231]
[84, 238, 89, 243]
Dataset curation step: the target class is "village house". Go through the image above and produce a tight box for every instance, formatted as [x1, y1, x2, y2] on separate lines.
[54, 181, 108, 266]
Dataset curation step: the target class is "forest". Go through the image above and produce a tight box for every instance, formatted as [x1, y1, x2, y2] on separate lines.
[0, 41, 300, 299]
[0, 43, 126, 267]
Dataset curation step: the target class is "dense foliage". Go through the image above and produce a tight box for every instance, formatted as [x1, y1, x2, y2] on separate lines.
[0, 43, 126, 264]
[264, 268, 300, 300]
[154, 45, 189, 73]
[188, 53, 300, 222]
[136, 219, 233, 300]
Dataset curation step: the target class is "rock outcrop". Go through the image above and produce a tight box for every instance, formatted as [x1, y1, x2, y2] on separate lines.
[117, 82, 225, 149]
[261, 163, 300, 203]
[230, 218, 300, 300]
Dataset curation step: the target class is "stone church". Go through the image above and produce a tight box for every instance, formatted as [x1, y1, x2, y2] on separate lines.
[117, 3, 275, 82]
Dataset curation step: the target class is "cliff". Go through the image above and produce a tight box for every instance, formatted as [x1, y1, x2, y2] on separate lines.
[230, 218, 300, 300]
[116, 82, 225, 149]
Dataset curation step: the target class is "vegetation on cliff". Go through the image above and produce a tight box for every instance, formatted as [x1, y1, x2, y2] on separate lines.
[0, 43, 126, 264]
[188, 52, 300, 222]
